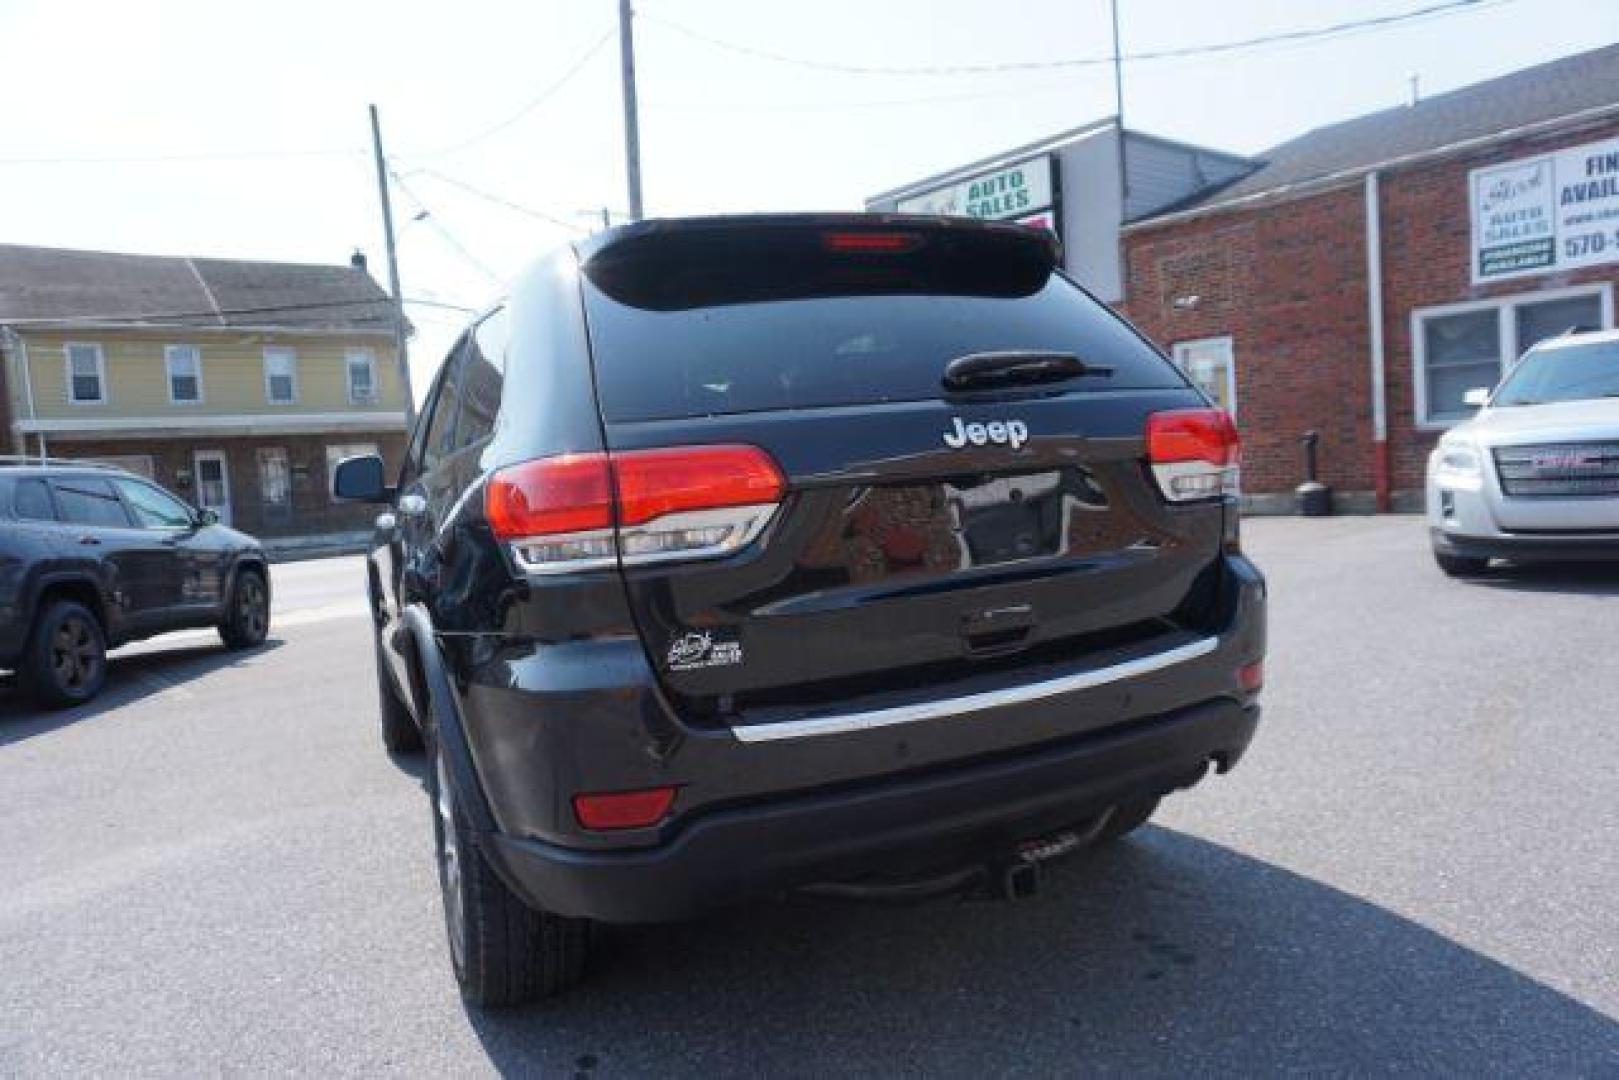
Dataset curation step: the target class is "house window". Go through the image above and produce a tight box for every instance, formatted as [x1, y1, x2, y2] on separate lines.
[264, 347, 299, 404]
[65, 343, 106, 404]
[345, 349, 378, 404]
[165, 344, 203, 403]
[1171, 336, 1237, 419]
[257, 447, 292, 524]
[325, 442, 379, 503]
[1413, 286, 1612, 426]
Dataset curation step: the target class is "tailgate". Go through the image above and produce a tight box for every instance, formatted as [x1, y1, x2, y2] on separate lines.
[578, 217, 1229, 729]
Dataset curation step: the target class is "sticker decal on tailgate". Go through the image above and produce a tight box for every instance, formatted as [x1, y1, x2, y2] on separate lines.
[667, 630, 744, 672]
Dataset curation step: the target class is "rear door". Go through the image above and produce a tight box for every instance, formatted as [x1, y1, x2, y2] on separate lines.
[49, 475, 177, 634]
[578, 220, 1230, 730]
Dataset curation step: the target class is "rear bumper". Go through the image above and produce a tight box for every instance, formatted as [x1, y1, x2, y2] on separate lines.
[445, 553, 1264, 922]
[485, 698, 1259, 922]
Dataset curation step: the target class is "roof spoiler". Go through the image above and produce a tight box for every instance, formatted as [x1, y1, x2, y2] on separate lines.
[575, 214, 1063, 312]
[575, 213, 1060, 268]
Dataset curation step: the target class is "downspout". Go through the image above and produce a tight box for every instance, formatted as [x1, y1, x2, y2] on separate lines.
[1364, 172, 1391, 512]
[2, 327, 41, 458]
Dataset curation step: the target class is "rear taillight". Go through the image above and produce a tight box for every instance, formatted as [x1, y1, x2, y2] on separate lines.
[485, 445, 784, 574]
[1146, 408, 1241, 502]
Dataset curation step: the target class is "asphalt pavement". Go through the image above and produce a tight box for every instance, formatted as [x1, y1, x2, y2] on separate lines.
[1, 521, 1616, 1076]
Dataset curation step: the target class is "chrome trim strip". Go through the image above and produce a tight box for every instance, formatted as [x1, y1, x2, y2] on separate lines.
[730, 636, 1221, 743]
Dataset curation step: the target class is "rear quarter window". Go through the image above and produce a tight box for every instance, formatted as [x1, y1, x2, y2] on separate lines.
[13, 478, 57, 521]
[582, 272, 1184, 422]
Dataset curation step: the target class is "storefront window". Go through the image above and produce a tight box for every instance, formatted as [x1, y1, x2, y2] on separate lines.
[1172, 337, 1237, 419]
[1514, 295, 1602, 357]
[1414, 287, 1610, 427]
[1422, 310, 1499, 425]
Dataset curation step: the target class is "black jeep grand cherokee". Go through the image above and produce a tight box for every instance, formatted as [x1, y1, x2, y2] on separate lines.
[335, 215, 1266, 1005]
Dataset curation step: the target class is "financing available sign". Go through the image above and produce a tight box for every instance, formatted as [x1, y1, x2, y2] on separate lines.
[897, 156, 1057, 234]
[1471, 134, 1619, 283]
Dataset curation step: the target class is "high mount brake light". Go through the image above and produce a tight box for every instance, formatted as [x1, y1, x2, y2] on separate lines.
[820, 231, 925, 254]
[1146, 408, 1241, 502]
[485, 445, 785, 574]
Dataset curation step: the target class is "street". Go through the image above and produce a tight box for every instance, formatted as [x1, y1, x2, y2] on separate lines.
[1, 517, 1616, 1075]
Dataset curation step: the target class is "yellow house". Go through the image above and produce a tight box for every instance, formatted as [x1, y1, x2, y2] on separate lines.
[0, 244, 409, 540]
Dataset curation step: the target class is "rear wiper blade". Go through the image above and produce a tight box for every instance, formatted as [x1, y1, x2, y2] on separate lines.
[941, 350, 1113, 391]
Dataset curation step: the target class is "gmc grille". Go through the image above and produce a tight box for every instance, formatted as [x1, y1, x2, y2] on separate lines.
[1493, 442, 1619, 497]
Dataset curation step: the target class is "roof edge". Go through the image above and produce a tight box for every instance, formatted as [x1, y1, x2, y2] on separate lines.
[865, 118, 1118, 206]
[0, 319, 399, 338]
[1125, 99, 1619, 233]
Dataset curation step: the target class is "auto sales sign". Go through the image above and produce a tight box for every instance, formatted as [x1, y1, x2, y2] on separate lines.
[1471, 134, 1619, 283]
[897, 156, 1057, 234]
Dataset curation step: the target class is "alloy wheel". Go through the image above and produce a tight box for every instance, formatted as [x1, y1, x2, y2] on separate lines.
[50, 616, 100, 693]
[436, 752, 467, 968]
[239, 577, 268, 640]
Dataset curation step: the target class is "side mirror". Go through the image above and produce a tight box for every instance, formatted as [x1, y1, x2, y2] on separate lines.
[1462, 387, 1491, 408]
[333, 454, 392, 503]
[195, 508, 220, 527]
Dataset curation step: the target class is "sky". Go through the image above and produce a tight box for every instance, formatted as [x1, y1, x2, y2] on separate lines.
[2, 0, 1616, 401]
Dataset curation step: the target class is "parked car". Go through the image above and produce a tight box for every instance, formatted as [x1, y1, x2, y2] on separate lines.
[0, 459, 271, 707]
[335, 214, 1267, 1006]
[1427, 328, 1619, 575]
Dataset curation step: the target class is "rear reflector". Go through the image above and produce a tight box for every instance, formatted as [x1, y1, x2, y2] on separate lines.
[821, 230, 924, 253]
[1146, 408, 1241, 502]
[573, 786, 677, 830]
[1237, 659, 1264, 692]
[486, 445, 785, 574]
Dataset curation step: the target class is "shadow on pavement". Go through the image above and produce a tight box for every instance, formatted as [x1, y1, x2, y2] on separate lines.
[1468, 561, 1619, 595]
[0, 638, 283, 747]
[463, 828, 1618, 1075]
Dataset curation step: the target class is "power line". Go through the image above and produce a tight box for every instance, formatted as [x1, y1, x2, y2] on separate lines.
[642, 0, 1510, 77]
[408, 28, 616, 159]
[400, 166, 586, 232]
[403, 296, 481, 314]
[0, 147, 362, 167]
[387, 172, 508, 287]
[1, 297, 397, 327]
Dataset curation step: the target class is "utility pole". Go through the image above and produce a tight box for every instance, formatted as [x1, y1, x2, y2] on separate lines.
[368, 104, 417, 427]
[1110, 0, 1128, 205]
[618, 0, 645, 220]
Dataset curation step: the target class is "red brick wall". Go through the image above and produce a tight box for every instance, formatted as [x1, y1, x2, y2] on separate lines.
[50, 432, 407, 539]
[1121, 116, 1619, 506]
[1122, 186, 1374, 497]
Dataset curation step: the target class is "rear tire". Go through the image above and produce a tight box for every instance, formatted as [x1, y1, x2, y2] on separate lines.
[218, 567, 270, 649]
[375, 628, 423, 753]
[21, 599, 108, 709]
[1434, 551, 1490, 577]
[430, 734, 590, 1006]
[1097, 795, 1160, 844]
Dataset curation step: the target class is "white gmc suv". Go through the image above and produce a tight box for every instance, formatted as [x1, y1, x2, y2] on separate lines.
[1427, 329, 1619, 575]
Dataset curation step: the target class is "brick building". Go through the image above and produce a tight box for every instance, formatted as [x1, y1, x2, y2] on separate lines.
[0, 245, 410, 539]
[1122, 46, 1619, 511]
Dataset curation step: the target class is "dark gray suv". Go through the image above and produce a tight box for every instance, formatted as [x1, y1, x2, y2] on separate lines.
[0, 459, 270, 707]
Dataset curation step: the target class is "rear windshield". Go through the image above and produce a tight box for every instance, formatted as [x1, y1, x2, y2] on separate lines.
[581, 248, 1184, 422]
